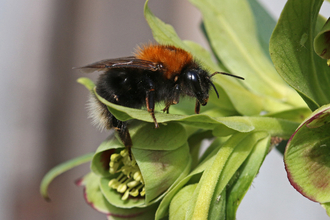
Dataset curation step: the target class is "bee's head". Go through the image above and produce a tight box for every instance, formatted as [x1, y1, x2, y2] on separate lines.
[181, 66, 244, 111]
[181, 68, 217, 106]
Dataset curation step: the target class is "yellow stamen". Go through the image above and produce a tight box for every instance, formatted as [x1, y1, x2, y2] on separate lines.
[133, 171, 142, 182]
[140, 187, 145, 196]
[117, 183, 127, 193]
[121, 190, 130, 200]
[107, 149, 145, 201]
[127, 180, 140, 188]
[129, 188, 139, 197]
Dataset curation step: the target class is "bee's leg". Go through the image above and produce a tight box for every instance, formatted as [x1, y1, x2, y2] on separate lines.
[195, 100, 201, 114]
[113, 118, 133, 160]
[162, 103, 171, 113]
[119, 123, 133, 160]
[146, 88, 159, 128]
[162, 84, 180, 113]
[142, 77, 159, 128]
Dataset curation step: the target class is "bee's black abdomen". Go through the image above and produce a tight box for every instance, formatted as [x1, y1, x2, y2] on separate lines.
[89, 68, 156, 130]
[97, 68, 148, 109]
[87, 95, 113, 130]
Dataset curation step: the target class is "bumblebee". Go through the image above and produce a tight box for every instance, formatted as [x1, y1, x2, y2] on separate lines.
[77, 44, 244, 158]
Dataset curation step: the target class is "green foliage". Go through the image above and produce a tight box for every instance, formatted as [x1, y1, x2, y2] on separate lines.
[270, 0, 330, 110]
[41, 0, 330, 219]
[40, 153, 94, 200]
[270, 0, 330, 212]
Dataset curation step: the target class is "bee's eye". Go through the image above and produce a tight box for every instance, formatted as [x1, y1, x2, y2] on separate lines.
[183, 69, 209, 105]
[185, 70, 202, 94]
[187, 71, 197, 81]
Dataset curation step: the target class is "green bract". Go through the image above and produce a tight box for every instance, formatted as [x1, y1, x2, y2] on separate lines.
[40, 153, 94, 200]
[314, 17, 330, 60]
[285, 105, 330, 204]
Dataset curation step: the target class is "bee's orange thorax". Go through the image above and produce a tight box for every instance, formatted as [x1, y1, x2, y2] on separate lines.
[135, 44, 193, 79]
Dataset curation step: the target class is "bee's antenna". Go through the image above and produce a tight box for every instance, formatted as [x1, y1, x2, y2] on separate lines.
[210, 81, 219, 98]
[210, 72, 244, 80]
[209, 72, 244, 99]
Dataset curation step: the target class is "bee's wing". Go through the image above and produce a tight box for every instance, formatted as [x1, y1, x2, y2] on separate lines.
[74, 56, 162, 73]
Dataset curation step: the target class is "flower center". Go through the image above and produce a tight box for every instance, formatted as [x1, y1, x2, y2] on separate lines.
[108, 149, 145, 200]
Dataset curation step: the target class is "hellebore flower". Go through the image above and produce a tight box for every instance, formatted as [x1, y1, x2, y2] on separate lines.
[77, 172, 159, 220]
[40, 121, 192, 219]
[284, 105, 330, 215]
[89, 122, 192, 209]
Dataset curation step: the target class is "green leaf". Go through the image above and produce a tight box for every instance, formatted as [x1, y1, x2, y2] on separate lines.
[187, 130, 213, 169]
[262, 107, 311, 123]
[208, 132, 269, 219]
[321, 202, 330, 217]
[247, 0, 277, 61]
[168, 184, 198, 220]
[77, 77, 96, 92]
[314, 17, 330, 59]
[155, 138, 223, 220]
[285, 104, 330, 203]
[226, 134, 270, 219]
[91, 136, 122, 177]
[40, 153, 94, 200]
[128, 122, 187, 151]
[133, 143, 191, 204]
[95, 84, 251, 127]
[185, 132, 268, 219]
[183, 40, 222, 72]
[144, 0, 188, 51]
[190, 0, 303, 109]
[270, 0, 330, 110]
[207, 190, 227, 220]
[77, 172, 113, 214]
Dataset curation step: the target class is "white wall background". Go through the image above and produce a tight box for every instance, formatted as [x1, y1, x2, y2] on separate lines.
[0, 0, 329, 219]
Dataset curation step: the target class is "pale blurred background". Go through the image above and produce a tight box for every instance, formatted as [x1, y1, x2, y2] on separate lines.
[0, 0, 329, 219]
